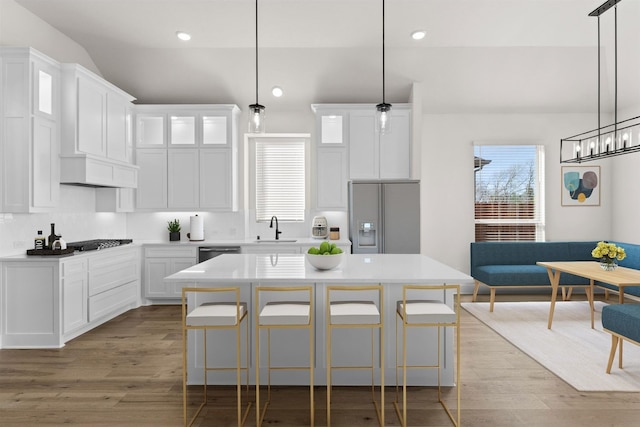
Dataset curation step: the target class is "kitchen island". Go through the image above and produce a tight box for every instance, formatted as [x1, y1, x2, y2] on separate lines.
[165, 253, 473, 386]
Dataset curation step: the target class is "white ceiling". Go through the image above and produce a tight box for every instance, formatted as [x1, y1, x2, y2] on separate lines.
[11, 0, 640, 114]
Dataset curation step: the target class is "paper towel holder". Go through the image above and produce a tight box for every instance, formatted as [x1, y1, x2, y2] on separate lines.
[187, 214, 205, 241]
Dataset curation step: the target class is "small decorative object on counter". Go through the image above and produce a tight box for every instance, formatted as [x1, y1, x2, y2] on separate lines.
[168, 219, 181, 242]
[34, 230, 45, 250]
[329, 227, 340, 240]
[592, 241, 626, 271]
[47, 223, 59, 249]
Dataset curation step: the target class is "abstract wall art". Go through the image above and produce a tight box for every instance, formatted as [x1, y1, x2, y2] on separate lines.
[561, 166, 600, 206]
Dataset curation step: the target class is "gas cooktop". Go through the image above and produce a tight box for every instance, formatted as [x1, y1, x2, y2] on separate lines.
[67, 239, 133, 252]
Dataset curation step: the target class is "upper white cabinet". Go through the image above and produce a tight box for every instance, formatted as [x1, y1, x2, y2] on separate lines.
[134, 105, 239, 211]
[312, 104, 411, 209]
[349, 106, 411, 180]
[135, 105, 234, 148]
[0, 47, 60, 213]
[135, 149, 168, 209]
[60, 63, 138, 188]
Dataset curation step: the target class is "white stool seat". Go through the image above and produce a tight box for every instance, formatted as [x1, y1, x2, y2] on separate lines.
[187, 302, 247, 326]
[396, 300, 456, 324]
[259, 301, 310, 325]
[330, 301, 380, 324]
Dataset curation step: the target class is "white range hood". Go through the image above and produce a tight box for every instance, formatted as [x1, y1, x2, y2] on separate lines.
[60, 154, 138, 188]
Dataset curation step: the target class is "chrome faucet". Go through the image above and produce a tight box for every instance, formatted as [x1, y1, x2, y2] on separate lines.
[270, 216, 282, 240]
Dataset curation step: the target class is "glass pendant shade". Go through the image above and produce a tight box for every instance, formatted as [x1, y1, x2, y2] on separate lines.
[248, 103, 265, 133]
[376, 102, 392, 134]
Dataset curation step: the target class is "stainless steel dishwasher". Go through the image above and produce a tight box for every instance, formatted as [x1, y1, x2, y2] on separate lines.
[198, 246, 241, 262]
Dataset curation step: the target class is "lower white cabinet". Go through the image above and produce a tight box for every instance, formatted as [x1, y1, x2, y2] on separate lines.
[242, 245, 301, 254]
[0, 245, 141, 349]
[62, 257, 88, 335]
[143, 246, 197, 299]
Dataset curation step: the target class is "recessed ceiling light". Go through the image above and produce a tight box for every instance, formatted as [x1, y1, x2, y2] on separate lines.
[411, 30, 426, 40]
[176, 31, 191, 41]
[271, 86, 284, 97]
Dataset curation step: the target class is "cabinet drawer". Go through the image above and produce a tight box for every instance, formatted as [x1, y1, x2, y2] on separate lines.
[145, 246, 197, 258]
[61, 258, 87, 277]
[88, 249, 139, 296]
[88, 281, 138, 322]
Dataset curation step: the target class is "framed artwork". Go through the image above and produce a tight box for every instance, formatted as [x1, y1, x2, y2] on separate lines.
[561, 165, 600, 206]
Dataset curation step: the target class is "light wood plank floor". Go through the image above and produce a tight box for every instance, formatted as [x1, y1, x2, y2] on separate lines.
[1, 297, 640, 427]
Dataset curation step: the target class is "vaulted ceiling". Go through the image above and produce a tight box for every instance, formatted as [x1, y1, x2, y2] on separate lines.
[10, 0, 640, 115]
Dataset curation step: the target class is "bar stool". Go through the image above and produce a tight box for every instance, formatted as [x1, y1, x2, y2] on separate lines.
[394, 284, 461, 427]
[255, 286, 314, 427]
[181, 287, 251, 427]
[326, 285, 384, 427]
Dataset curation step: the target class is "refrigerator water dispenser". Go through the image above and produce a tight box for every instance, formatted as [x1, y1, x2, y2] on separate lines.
[358, 221, 377, 248]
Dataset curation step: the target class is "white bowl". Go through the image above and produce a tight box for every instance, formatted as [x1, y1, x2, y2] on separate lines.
[306, 253, 343, 270]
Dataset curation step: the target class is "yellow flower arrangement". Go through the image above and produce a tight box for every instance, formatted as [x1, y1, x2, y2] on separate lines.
[591, 241, 626, 262]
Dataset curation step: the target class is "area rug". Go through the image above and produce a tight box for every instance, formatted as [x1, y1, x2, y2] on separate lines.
[462, 301, 640, 392]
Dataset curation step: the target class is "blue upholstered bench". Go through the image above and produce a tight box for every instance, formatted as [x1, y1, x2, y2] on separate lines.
[470, 241, 596, 312]
[602, 303, 640, 373]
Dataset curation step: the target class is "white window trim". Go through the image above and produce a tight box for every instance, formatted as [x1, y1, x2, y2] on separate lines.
[473, 142, 545, 242]
[244, 133, 311, 223]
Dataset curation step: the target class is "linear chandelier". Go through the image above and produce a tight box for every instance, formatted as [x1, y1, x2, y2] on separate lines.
[560, 0, 640, 163]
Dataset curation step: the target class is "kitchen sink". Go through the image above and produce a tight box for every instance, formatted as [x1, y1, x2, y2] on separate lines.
[253, 239, 298, 243]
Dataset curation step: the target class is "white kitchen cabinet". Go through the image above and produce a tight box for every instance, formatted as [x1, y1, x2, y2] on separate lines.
[0, 48, 60, 213]
[136, 113, 166, 147]
[349, 107, 411, 180]
[106, 93, 132, 162]
[241, 245, 301, 254]
[200, 149, 236, 210]
[316, 147, 348, 210]
[143, 246, 197, 299]
[60, 63, 138, 188]
[95, 187, 135, 212]
[135, 149, 168, 209]
[0, 245, 141, 349]
[311, 106, 349, 210]
[170, 114, 197, 146]
[134, 105, 239, 211]
[87, 247, 139, 322]
[61, 258, 88, 336]
[168, 149, 199, 208]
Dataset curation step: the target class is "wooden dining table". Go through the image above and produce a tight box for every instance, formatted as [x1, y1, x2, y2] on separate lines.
[537, 261, 640, 329]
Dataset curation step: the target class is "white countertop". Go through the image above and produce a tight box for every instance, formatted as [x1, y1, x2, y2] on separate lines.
[140, 237, 351, 247]
[0, 238, 351, 261]
[164, 253, 473, 285]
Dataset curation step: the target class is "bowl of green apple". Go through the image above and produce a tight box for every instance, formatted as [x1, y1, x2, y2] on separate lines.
[306, 241, 344, 270]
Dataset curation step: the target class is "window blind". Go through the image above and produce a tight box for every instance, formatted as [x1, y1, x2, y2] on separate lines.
[474, 145, 545, 242]
[255, 140, 306, 222]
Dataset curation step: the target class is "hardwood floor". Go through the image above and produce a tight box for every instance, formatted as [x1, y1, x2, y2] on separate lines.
[1, 297, 640, 427]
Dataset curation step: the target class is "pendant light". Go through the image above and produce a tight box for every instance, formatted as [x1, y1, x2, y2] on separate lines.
[376, 0, 392, 134]
[560, 0, 640, 163]
[248, 0, 265, 133]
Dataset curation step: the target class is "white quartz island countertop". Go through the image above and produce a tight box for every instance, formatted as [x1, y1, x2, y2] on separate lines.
[165, 253, 473, 285]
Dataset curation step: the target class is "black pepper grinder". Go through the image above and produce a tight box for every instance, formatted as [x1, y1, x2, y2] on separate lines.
[47, 223, 59, 249]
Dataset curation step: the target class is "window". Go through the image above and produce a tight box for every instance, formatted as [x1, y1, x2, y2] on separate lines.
[474, 144, 545, 242]
[254, 137, 307, 222]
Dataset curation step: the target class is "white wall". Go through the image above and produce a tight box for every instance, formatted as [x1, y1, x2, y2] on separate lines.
[421, 113, 614, 276]
[0, 0, 101, 75]
[0, 186, 127, 256]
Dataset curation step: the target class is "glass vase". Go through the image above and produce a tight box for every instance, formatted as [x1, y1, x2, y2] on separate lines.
[600, 258, 618, 271]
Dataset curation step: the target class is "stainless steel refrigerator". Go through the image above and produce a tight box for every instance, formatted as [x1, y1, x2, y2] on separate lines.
[348, 180, 420, 254]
